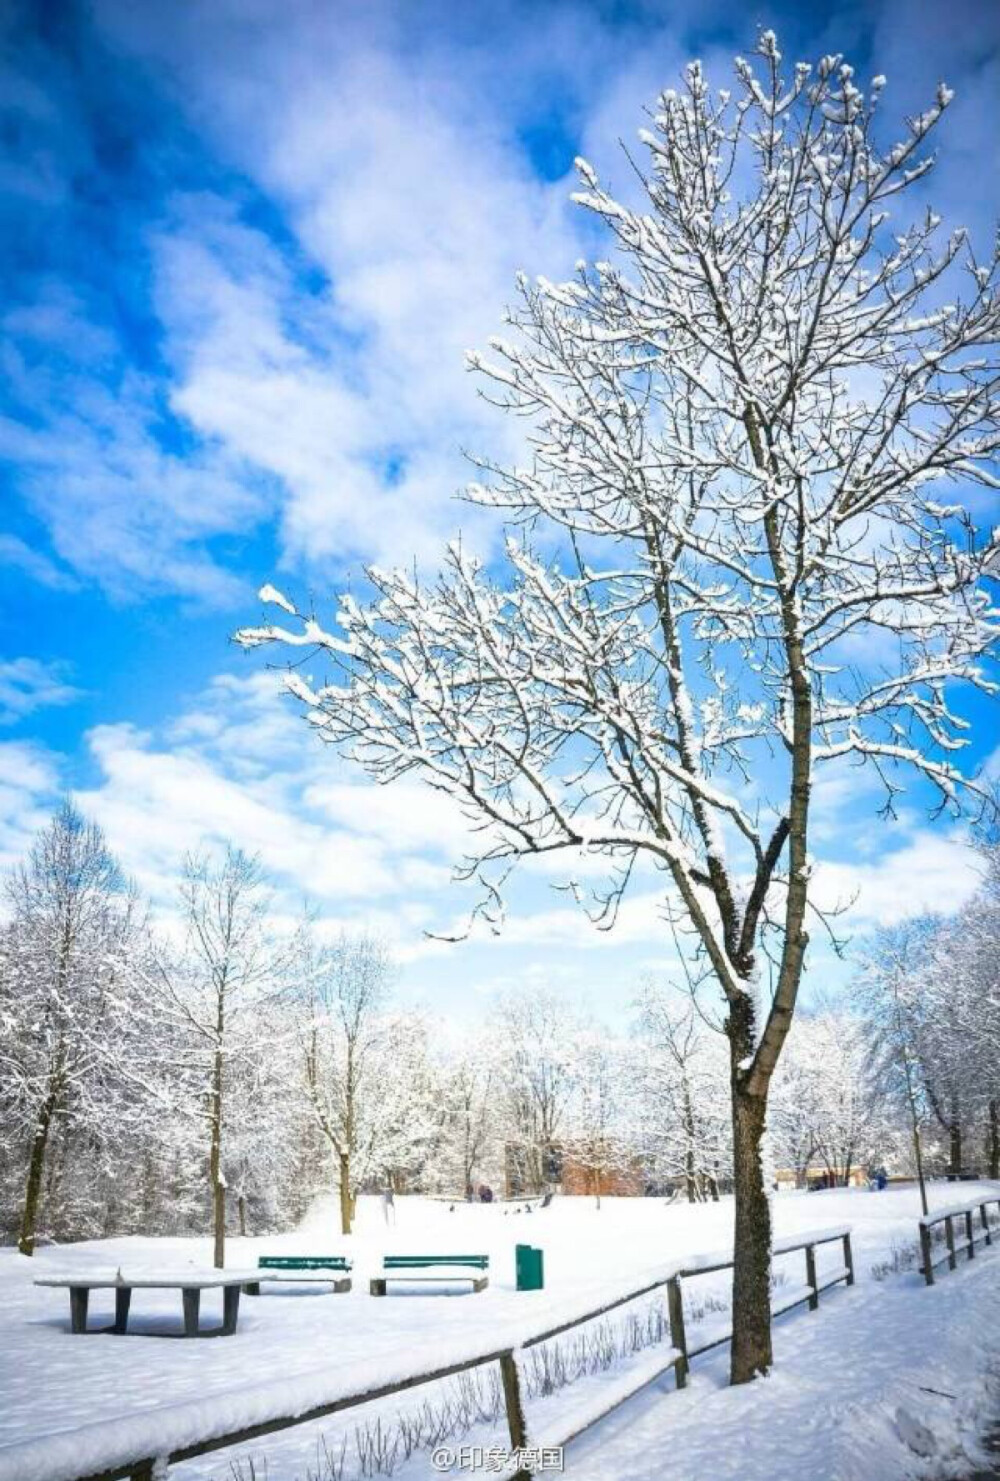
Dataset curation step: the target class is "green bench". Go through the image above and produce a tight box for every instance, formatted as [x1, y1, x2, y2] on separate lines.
[370, 1255, 489, 1296]
[244, 1256, 352, 1296]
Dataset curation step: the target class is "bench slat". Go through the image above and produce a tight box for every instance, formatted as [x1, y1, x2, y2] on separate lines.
[383, 1255, 488, 1269]
[258, 1257, 351, 1271]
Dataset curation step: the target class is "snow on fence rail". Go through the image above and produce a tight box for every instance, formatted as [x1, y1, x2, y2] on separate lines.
[918, 1194, 1000, 1285]
[0, 1228, 855, 1481]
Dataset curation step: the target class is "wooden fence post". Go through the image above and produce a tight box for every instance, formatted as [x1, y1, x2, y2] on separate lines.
[982, 1202, 992, 1247]
[667, 1275, 689, 1389]
[499, 1351, 530, 1480]
[919, 1224, 935, 1286]
[945, 1215, 957, 1271]
[965, 1209, 975, 1260]
[804, 1244, 818, 1310]
[842, 1232, 855, 1286]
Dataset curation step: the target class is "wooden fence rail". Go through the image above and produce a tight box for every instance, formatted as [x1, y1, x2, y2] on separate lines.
[4, 1228, 855, 1481]
[918, 1195, 1000, 1285]
[668, 1228, 854, 1388]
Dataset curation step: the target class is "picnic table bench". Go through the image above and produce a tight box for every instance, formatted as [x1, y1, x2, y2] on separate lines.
[34, 1270, 255, 1337]
[243, 1256, 352, 1295]
[370, 1255, 489, 1296]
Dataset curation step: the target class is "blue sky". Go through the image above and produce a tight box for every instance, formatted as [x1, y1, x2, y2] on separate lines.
[1, 0, 998, 1022]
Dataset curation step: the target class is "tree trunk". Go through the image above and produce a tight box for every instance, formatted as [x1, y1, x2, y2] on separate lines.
[988, 1100, 999, 1180]
[19, 1087, 58, 1256]
[44, 1129, 66, 1236]
[912, 1121, 929, 1215]
[209, 1045, 226, 1268]
[463, 1123, 474, 1198]
[899, 1033, 928, 1215]
[683, 1089, 697, 1203]
[212, 1177, 226, 1267]
[238, 1193, 247, 1238]
[729, 1076, 773, 1383]
[949, 1116, 962, 1179]
[338, 1151, 353, 1235]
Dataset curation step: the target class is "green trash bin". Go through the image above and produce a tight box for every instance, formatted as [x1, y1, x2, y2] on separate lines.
[516, 1243, 544, 1291]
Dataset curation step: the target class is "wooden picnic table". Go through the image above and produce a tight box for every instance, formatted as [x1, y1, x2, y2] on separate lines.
[34, 1271, 256, 1337]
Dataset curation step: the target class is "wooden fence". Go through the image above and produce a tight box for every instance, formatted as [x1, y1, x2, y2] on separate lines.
[668, 1227, 854, 1387]
[5, 1228, 854, 1481]
[919, 1194, 1000, 1285]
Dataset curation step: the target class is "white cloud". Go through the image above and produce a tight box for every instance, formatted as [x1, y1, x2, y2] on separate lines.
[301, 778, 479, 861]
[0, 657, 82, 724]
[0, 534, 77, 591]
[80, 721, 393, 903]
[64, 671, 476, 949]
[812, 828, 983, 931]
[74, 0, 609, 584]
[147, 154, 574, 574]
[0, 739, 62, 874]
[0, 290, 265, 605]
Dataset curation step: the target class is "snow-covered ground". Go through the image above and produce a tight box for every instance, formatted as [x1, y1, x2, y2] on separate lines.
[1, 1184, 998, 1481]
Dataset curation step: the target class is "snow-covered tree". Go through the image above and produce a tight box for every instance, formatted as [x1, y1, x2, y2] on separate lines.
[152, 846, 292, 1267]
[492, 989, 582, 1195]
[238, 37, 999, 1379]
[432, 1049, 500, 1197]
[297, 931, 435, 1231]
[769, 1029, 823, 1190]
[221, 1000, 317, 1237]
[956, 847, 1000, 1177]
[565, 1030, 634, 1207]
[771, 1012, 882, 1187]
[632, 983, 730, 1200]
[854, 917, 943, 1212]
[0, 803, 145, 1254]
[372, 1010, 442, 1194]
[917, 840, 1000, 1177]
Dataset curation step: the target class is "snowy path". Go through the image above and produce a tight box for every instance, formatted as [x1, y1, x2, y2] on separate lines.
[567, 1240, 1000, 1481]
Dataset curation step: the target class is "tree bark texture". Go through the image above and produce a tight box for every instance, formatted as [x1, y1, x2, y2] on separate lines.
[339, 1151, 353, 1236]
[729, 992, 773, 1383]
[210, 1044, 226, 1269]
[18, 1085, 58, 1256]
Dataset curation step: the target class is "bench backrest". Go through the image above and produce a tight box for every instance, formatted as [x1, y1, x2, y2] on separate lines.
[383, 1255, 489, 1270]
[258, 1256, 352, 1271]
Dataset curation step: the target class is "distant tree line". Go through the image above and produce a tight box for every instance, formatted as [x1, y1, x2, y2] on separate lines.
[1, 804, 997, 1264]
